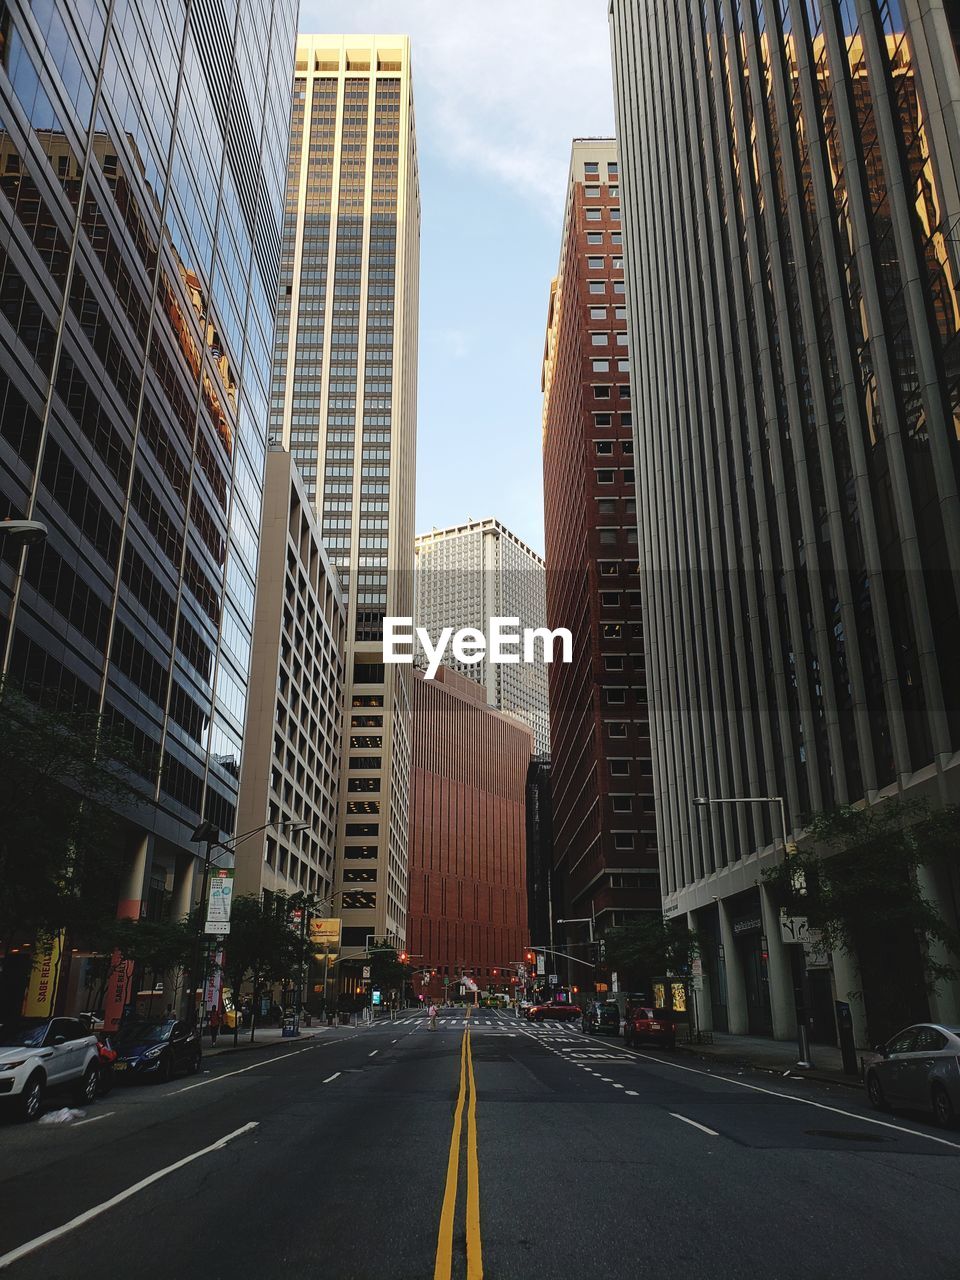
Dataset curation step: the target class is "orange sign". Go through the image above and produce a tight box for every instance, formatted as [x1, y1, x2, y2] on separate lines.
[22, 933, 63, 1017]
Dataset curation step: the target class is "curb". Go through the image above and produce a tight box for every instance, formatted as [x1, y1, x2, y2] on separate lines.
[673, 1043, 865, 1090]
[203, 1030, 342, 1058]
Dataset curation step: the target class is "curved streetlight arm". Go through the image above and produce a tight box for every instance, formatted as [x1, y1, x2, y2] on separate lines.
[692, 795, 789, 849]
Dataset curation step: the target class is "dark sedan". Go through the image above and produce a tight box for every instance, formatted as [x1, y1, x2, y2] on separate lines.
[581, 1001, 620, 1036]
[112, 1019, 202, 1083]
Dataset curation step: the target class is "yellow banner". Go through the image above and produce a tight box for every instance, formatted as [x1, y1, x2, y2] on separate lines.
[309, 917, 342, 947]
[22, 933, 63, 1017]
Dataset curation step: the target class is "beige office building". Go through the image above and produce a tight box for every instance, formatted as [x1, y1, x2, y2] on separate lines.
[271, 35, 420, 956]
[414, 519, 551, 754]
[235, 447, 345, 901]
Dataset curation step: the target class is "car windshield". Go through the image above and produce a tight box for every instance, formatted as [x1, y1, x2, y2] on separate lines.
[115, 1020, 174, 1046]
[0, 1020, 48, 1048]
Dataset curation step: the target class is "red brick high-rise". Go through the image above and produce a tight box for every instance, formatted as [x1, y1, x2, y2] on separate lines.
[541, 139, 660, 970]
[407, 667, 532, 1001]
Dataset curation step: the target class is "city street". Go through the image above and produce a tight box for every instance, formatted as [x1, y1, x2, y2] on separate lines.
[1, 1010, 958, 1279]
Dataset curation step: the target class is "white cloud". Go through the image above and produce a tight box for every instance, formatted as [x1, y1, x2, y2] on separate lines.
[426, 326, 470, 359]
[296, 1, 615, 216]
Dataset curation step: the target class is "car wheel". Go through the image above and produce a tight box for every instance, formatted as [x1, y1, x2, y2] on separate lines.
[931, 1084, 956, 1129]
[866, 1071, 888, 1111]
[156, 1053, 174, 1084]
[97, 1068, 113, 1098]
[18, 1072, 45, 1123]
[74, 1063, 99, 1106]
[188, 1051, 202, 1076]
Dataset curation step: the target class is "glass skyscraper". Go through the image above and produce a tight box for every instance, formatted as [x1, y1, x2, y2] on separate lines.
[272, 35, 420, 958]
[610, 0, 960, 1041]
[0, 0, 297, 1014]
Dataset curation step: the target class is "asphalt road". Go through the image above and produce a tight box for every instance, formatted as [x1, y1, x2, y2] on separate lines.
[1, 1009, 959, 1279]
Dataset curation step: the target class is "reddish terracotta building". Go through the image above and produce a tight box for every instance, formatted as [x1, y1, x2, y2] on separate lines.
[541, 139, 660, 965]
[407, 667, 532, 1000]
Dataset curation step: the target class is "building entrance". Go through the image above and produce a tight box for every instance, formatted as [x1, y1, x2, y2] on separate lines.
[732, 910, 773, 1037]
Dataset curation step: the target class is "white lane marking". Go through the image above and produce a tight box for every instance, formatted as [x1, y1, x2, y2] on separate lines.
[612, 1084, 624, 1089]
[368, 1050, 379, 1057]
[600, 1077, 613, 1083]
[0, 1122, 259, 1270]
[392, 1039, 398, 1044]
[671, 1113, 720, 1137]
[73, 1112, 114, 1127]
[626, 1090, 639, 1097]
[323, 1072, 341, 1083]
[541, 1023, 960, 1153]
[173, 1041, 333, 1094]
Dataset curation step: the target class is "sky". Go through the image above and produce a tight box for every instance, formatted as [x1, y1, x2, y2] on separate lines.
[298, 1, 616, 556]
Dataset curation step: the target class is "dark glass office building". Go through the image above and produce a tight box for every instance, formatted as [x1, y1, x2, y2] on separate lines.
[0, 0, 297, 1020]
[610, 0, 960, 1042]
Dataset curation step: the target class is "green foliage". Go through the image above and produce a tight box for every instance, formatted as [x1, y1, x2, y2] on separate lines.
[602, 915, 699, 989]
[763, 801, 960, 1040]
[222, 893, 306, 1040]
[0, 686, 151, 940]
[763, 801, 959, 971]
[79, 916, 194, 1012]
[368, 943, 406, 994]
[102, 917, 194, 980]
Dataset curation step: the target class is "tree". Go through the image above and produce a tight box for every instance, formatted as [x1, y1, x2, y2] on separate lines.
[602, 915, 699, 992]
[368, 942, 406, 1005]
[221, 894, 304, 1043]
[0, 686, 152, 943]
[82, 916, 194, 1017]
[762, 801, 960, 1042]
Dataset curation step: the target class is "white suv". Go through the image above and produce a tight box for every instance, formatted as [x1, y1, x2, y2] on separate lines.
[0, 1016, 100, 1121]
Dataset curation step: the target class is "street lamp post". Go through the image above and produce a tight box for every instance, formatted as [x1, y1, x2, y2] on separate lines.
[1, 519, 48, 678]
[187, 817, 308, 1028]
[316, 887, 347, 1019]
[556, 916, 595, 993]
[0, 519, 48, 546]
[556, 916, 595, 943]
[692, 794, 813, 1068]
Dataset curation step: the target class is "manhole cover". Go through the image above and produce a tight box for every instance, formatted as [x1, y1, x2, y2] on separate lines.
[804, 1129, 886, 1142]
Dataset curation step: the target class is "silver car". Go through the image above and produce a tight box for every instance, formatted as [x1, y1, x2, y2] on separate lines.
[864, 1022, 960, 1128]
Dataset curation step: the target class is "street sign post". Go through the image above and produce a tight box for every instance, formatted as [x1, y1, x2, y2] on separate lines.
[779, 912, 809, 944]
[205, 868, 234, 935]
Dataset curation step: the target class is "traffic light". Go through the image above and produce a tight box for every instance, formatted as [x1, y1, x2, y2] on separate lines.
[525, 950, 535, 964]
[492, 968, 498, 976]
[399, 951, 408, 963]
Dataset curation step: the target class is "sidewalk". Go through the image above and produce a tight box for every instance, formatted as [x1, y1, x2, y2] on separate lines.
[202, 1022, 359, 1058]
[675, 1030, 864, 1089]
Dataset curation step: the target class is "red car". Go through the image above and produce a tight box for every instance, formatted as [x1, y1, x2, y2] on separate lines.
[622, 1006, 677, 1049]
[527, 1002, 581, 1023]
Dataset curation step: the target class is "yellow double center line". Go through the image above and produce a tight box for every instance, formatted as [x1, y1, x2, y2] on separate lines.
[434, 1025, 482, 1279]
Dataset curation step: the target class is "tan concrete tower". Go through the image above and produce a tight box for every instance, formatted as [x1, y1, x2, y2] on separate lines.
[271, 35, 420, 960]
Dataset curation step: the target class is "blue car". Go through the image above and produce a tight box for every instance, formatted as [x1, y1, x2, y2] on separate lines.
[112, 1019, 202, 1084]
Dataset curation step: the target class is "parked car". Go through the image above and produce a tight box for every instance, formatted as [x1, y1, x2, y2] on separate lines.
[581, 1001, 620, 1036]
[527, 1002, 581, 1023]
[864, 1022, 960, 1128]
[622, 1006, 677, 1049]
[0, 1016, 100, 1121]
[112, 1019, 202, 1083]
